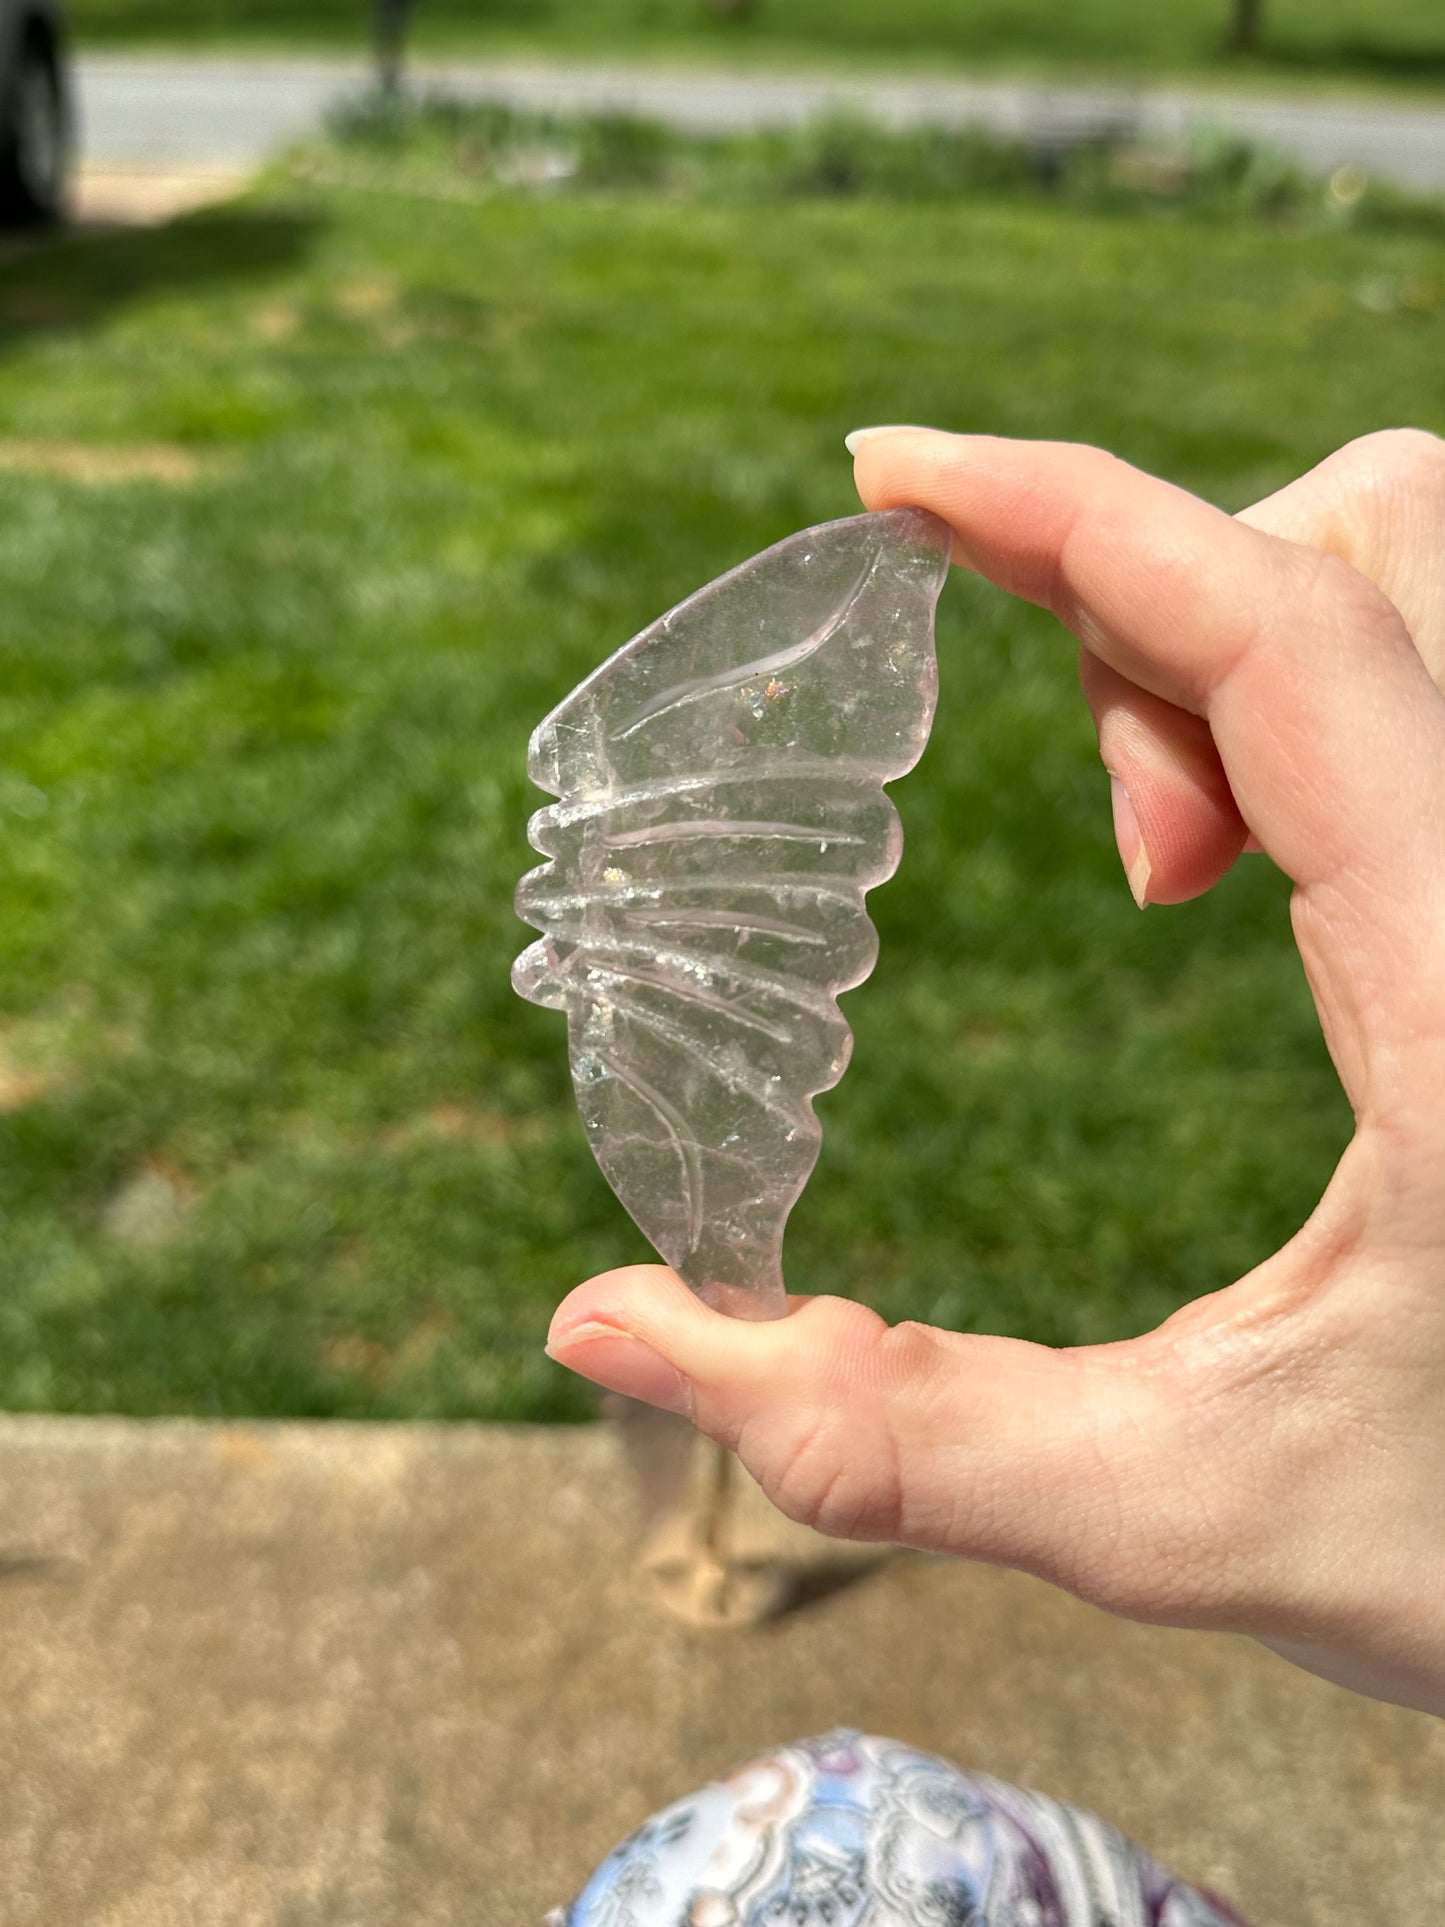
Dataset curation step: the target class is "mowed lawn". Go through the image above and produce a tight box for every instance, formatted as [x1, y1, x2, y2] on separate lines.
[0, 138, 1440, 1421]
[67, 0, 1445, 88]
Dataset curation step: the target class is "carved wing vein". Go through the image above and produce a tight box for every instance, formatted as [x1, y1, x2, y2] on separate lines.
[576, 932, 843, 1029]
[595, 987, 805, 1121]
[625, 907, 828, 946]
[603, 819, 867, 851]
[539, 759, 878, 830]
[610, 554, 876, 742]
[579, 957, 795, 1047]
[593, 1049, 704, 1250]
[522, 875, 867, 918]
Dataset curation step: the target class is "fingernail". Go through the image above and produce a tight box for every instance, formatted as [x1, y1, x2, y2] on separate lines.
[845, 424, 923, 455]
[545, 1322, 693, 1417]
[1108, 774, 1152, 909]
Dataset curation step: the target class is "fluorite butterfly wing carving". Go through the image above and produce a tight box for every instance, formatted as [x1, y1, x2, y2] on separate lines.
[513, 508, 951, 1319]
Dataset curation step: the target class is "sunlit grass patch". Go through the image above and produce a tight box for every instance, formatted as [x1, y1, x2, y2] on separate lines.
[0, 125, 1438, 1417]
[0, 438, 218, 483]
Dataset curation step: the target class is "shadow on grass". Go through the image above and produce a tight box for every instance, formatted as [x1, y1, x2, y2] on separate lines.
[0, 204, 321, 353]
[1249, 37, 1445, 84]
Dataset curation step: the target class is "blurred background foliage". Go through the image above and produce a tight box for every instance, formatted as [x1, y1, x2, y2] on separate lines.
[0, 104, 1440, 1420]
[64, 0, 1445, 88]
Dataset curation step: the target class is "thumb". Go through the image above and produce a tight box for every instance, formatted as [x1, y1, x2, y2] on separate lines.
[547, 1265, 1212, 1617]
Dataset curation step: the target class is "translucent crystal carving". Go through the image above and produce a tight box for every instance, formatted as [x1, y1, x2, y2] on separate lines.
[513, 507, 951, 1320]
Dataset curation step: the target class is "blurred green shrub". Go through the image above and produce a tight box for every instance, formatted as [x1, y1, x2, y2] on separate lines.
[325, 94, 1445, 235]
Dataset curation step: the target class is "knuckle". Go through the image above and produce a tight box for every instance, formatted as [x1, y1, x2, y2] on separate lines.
[1071, 441, 1127, 480]
[794, 1294, 890, 1387]
[1351, 423, 1445, 474]
[1332, 426, 1445, 508]
[810, 1294, 889, 1349]
[748, 1405, 903, 1543]
[1285, 542, 1396, 632]
[728, 1299, 921, 1543]
[878, 1319, 950, 1399]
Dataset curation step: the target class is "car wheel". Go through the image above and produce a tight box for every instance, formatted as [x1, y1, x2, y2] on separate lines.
[0, 34, 67, 225]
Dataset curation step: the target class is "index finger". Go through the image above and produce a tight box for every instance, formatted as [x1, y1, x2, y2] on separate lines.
[851, 430, 1445, 1093]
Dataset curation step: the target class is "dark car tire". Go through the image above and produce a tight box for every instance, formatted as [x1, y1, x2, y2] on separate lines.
[0, 29, 68, 226]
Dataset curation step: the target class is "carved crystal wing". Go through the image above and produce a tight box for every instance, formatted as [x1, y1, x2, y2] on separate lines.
[513, 507, 951, 1318]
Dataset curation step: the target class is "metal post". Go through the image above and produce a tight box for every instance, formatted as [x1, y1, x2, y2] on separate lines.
[374, 0, 419, 96]
[1225, 0, 1264, 53]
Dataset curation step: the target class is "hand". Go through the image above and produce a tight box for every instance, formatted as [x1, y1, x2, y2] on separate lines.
[547, 427, 1445, 1717]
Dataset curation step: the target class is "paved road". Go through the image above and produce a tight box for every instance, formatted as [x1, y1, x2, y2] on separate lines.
[76, 53, 1445, 192]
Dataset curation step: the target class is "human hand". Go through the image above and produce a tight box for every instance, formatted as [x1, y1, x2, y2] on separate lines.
[546, 427, 1445, 1717]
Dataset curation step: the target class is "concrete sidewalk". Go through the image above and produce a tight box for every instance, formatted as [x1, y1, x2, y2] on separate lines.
[76, 53, 1445, 192]
[0, 1417, 1440, 1924]
[71, 164, 254, 226]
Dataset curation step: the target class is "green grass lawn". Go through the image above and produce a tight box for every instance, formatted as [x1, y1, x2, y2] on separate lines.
[0, 117, 1440, 1422]
[67, 0, 1445, 90]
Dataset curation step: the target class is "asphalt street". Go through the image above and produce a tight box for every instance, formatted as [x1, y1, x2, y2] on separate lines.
[76, 53, 1445, 192]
